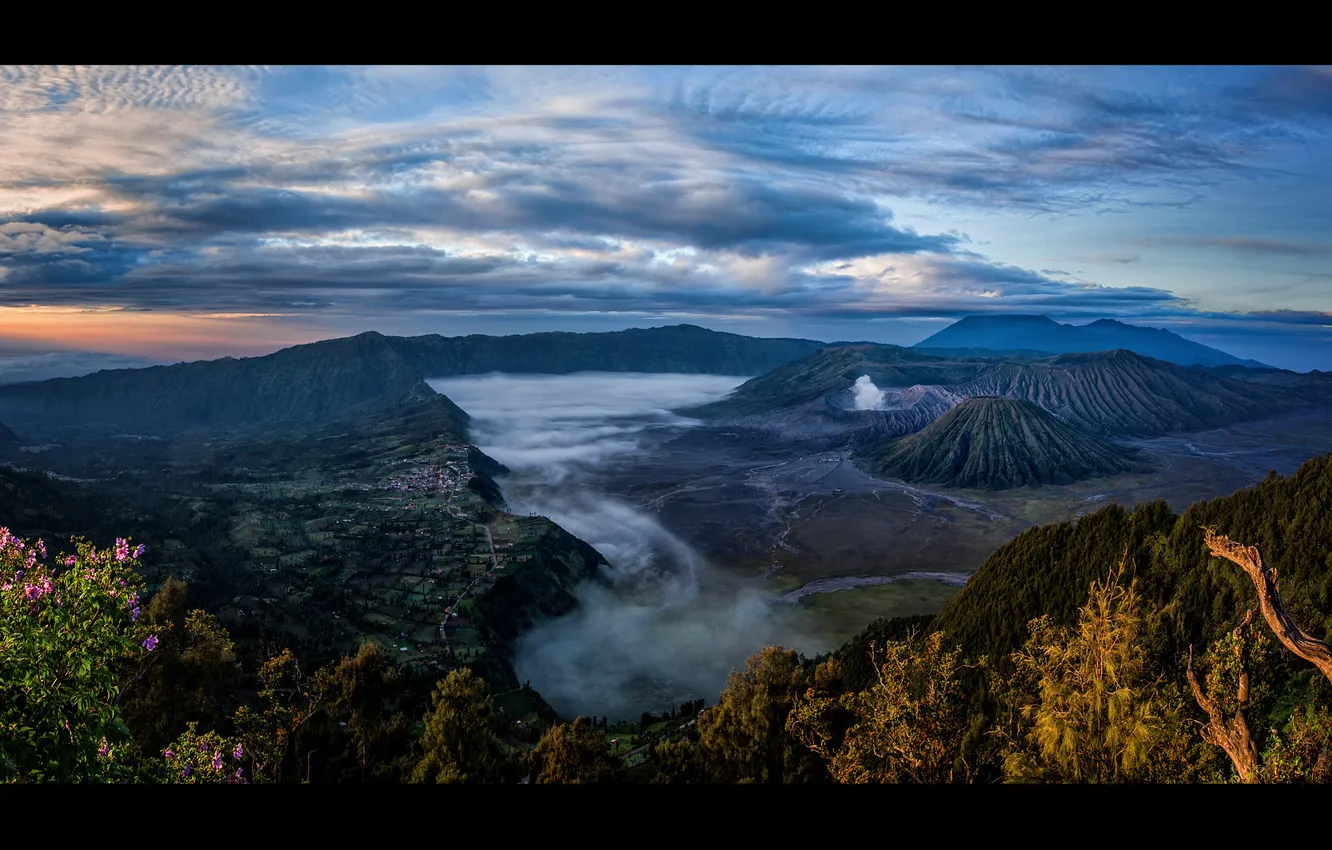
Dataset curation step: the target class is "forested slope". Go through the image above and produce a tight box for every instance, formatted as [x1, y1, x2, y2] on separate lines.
[921, 453, 1332, 669]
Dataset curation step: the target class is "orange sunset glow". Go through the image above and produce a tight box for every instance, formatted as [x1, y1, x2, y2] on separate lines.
[0, 306, 327, 360]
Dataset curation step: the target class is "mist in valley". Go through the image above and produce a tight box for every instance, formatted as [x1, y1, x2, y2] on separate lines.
[429, 372, 834, 721]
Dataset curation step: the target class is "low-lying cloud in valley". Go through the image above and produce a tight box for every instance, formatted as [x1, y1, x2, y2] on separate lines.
[0, 351, 163, 385]
[429, 372, 832, 720]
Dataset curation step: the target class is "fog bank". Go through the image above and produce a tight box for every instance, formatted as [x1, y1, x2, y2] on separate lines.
[0, 352, 162, 385]
[429, 372, 830, 721]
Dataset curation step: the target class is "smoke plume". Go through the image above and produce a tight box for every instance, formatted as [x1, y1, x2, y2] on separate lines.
[852, 374, 886, 410]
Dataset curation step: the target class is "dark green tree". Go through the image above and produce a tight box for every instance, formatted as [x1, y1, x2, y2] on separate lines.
[788, 635, 977, 783]
[411, 668, 510, 784]
[997, 565, 1175, 783]
[528, 717, 620, 783]
[315, 641, 410, 782]
[697, 645, 823, 784]
[119, 578, 239, 759]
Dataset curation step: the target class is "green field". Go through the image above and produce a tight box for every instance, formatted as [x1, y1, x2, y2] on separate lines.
[795, 579, 961, 650]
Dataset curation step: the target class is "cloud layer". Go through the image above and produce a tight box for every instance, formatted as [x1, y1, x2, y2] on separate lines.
[2, 66, 1330, 366]
[433, 372, 838, 720]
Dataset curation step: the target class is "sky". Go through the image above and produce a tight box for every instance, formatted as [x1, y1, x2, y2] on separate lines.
[2, 65, 1331, 372]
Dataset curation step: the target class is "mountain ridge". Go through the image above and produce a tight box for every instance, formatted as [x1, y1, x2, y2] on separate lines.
[0, 332, 439, 439]
[958, 348, 1299, 436]
[380, 324, 830, 377]
[0, 325, 830, 440]
[916, 314, 1270, 369]
[691, 344, 1309, 442]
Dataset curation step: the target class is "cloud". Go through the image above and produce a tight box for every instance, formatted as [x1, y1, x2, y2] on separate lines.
[657, 66, 1326, 214]
[1148, 236, 1332, 256]
[2, 65, 1331, 358]
[429, 372, 746, 479]
[0, 65, 262, 113]
[1076, 253, 1140, 265]
[1233, 309, 1332, 326]
[0, 351, 162, 384]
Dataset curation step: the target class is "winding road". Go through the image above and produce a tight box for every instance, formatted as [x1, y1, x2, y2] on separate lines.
[439, 521, 500, 651]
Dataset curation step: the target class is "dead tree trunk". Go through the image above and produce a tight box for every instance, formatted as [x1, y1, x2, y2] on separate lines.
[1202, 527, 1332, 685]
[1189, 529, 1332, 783]
[1186, 610, 1261, 783]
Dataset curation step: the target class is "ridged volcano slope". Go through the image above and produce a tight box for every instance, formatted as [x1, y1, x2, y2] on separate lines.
[691, 346, 1306, 441]
[689, 344, 988, 418]
[956, 350, 1301, 436]
[855, 396, 1146, 489]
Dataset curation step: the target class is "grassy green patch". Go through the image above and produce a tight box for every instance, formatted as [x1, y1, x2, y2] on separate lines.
[797, 580, 961, 650]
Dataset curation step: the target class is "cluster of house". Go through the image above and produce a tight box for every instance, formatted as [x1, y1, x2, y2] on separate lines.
[214, 439, 558, 671]
[384, 462, 474, 496]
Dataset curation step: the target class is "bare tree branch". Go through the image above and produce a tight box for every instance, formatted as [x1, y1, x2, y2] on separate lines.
[1202, 527, 1332, 684]
[1186, 625, 1261, 783]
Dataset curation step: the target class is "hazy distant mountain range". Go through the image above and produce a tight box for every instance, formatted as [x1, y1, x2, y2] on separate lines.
[0, 321, 1318, 467]
[0, 352, 163, 386]
[914, 315, 1271, 369]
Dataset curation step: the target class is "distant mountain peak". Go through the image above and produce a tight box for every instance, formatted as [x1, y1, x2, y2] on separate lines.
[954, 314, 1061, 325]
[916, 315, 1268, 369]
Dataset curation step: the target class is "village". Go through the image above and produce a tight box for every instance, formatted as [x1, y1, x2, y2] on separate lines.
[203, 439, 552, 676]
